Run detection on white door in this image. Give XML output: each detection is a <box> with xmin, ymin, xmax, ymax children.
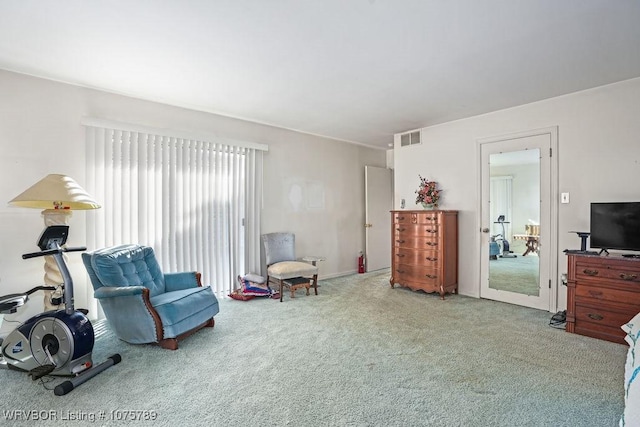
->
<box><xmin>479</xmin><ymin>128</ymin><xmax>558</xmax><ymax>311</ymax></box>
<box><xmin>365</xmin><ymin>166</ymin><xmax>392</xmax><ymax>271</ymax></box>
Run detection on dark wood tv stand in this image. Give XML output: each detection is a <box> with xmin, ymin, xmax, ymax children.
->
<box><xmin>566</xmin><ymin>253</ymin><xmax>640</xmax><ymax>345</ymax></box>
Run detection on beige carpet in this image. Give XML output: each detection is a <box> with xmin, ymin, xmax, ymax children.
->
<box><xmin>490</xmin><ymin>240</ymin><xmax>540</xmax><ymax>296</ymax></box>
<box><xmin>0</xmin><ymin>269</ymin><xmax>627</xmax><ymax>426</ymax></box>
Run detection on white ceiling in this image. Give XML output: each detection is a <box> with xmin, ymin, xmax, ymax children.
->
<box><xmin>1</xmin><ymin>1</ymin><xmax>640</xmax><ymax>150</ymax></box>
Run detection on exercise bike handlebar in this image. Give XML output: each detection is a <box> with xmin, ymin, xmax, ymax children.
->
<box><xmin>22</xmin><ymin>246</ymin><xmax>87</xmax><ymax>260</ymax></box>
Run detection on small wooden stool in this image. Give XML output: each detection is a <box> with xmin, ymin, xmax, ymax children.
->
<box><xmin>283</xmin><ymin>277</ymin><xmax>310</xmax><ymax>298</ymax></box>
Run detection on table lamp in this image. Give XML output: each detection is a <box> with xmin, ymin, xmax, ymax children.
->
<box><xmin>9</xmin><ymin>174</ymin><xmax>100</xmax><ymax>309</ymax></box>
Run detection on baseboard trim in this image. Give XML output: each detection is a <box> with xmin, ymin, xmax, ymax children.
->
<box><xmin>319</xmin><ymin>269</ymin><xmax>393</xmax><ymax>280</ymax></box>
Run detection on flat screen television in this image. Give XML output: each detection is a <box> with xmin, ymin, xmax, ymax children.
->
<box><xmin>590</xmin><ymin>202</ymin><xmax>640</xmax><ymax>253</ymax></box>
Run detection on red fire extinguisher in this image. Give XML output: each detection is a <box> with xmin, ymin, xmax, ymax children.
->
<box><xmin>358</xmin><ymin>251</ymin><xmax>366</xmax><ymax>274</ymax></box>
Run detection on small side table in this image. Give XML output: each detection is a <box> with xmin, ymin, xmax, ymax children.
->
<box><xmin>302</xmin><ymin>256</ymin><xmax>326</xmax><ymax>266</ymax></box>
<box><xmin>303</xmin><ymin>256</ymin><xmax>325</xmax><ymax>287</ymax></box>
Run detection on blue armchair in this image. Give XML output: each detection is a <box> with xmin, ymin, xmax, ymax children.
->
<box><xmin>82</xmin><ymin>244</ymin><xmax>219</xmax><ymax>350</ymax></box>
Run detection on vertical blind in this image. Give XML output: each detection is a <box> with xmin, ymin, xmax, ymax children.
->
<box><xmin>84</xmin><ymin>122</ymin><xmax>264</xmax><ymax>309</ymax></box>
<box><xmin>490</xmin><ymin>176</ymin><xmax>513</xmax><ymax>240</ymax></box>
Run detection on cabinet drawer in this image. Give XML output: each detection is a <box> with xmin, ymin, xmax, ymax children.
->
<box><xmin>575</xmin><ymin>303</ymin><xmax>637</xmax><ymax>330</ymax></box>
<box><xmin>394</xmin><ymin>248</ymin><xmax>440</xmax><ymax>267</ymax></box>
<box><xmin>393</xmin><ymin>236</ymin><xmax>439</xmax><ymax>250</ymax></box>
<box><xmin>414</xmin><ymin>213</ymin><xmax>439</xmax><ymax>224</ymax></box>
<box><xmin>575</xmin><ymin>261</ymin><xmax>640</xmax><ymax>284</ymax></box>
<box><xmin>393</xmin><ymin>263</ymin><xmax>441</xmax><ymax>282</ymax></box>
<box><xmin>393</xmin><ymin>212</ymin><xmax>440</xmax><ymax>225</ymax></box>
<box><xmin>394</xmin><ymin>224</ymin><xmax>440</xmax><ymax>238</ymax></box>
<box><xmin>575</xmin><ymin>284</ymin><xmax>640</xmax><ymax>306</ymax></box>
<box><xmin>573</xmin><ymin>322</ymin><xmax>627</xmax><ymax>345</ymax></box>
<box><xmin>393</xmin><ymin>212</ymin><xmax>417</xmax><ymax>224</ymax></box>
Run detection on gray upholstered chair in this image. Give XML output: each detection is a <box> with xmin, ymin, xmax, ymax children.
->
<box><xmin>262</xmin><ymin>232</ymin><xmax>318</xmax><ymax>302</ymax></box>
<box><xmin>82</xmin><ymin>244</ymin><xmax>219</xmax><ymax>350</ymax></box>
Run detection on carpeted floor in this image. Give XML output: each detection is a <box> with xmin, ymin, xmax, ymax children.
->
<box><xmin>489</xmin><ymin>240</ymin><xmax>540</xmax><ymax>296</ymax></box>
<box><xmin>0</xmin><ymin>270</ymin><xmax>628</xmax><ymax>426</ymax></box>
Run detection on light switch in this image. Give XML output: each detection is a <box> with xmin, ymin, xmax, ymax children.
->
<box><xmin>561</xmin><ymin>192</ymin><xmax>570</xmax><ymax>204</ymax></box>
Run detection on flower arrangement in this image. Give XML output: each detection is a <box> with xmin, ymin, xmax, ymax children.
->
<box><xmin>415</xmin><ymin>175</ymin><xmax>441</xmax><ymax>207</ymax></box>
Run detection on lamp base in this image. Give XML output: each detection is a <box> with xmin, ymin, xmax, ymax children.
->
<box><xmin>41</xmin><ymin>209</ymin><xmax>72</xmax><ymax>311</ymax></box>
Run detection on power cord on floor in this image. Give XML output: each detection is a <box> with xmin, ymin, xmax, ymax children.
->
<box><xmin>549</xmin><ymin>310</ymin><xmax>566</xmax><ymax>329</ymax></box>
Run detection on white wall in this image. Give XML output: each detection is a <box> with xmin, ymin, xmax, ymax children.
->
<box><xmin>0</xmin><ymin>70</ymin><xmax>386</xmax><ymax>321</ymax></box>
<box><xmin>394</xmin><ymin>77</ymin><xmax>640</xmax><ymax>310</ymax></box>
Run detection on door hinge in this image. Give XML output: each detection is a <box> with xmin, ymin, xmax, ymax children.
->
<box><xmin>549</xmin><ymin>147</ymin><xmax>552</xmax><ymax>157</ymax></box>
<box><xmin>549</xmin><ymin>279</ymin><xmax>551</xmax><ymax>288</ymax></box>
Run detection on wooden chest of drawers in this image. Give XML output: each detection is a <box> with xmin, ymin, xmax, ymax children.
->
<box><xmin>566</xmin><ymin>254</ymin><xmax>640</xmax><ymax>344</ymax></box>
<box><xmin>390</xmin><ymin>210</ymin><xmax>458</xmax><ymax>299</ymax></box>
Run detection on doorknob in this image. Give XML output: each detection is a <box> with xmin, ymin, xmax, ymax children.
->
<box><xmin>481</xmin><ymin>228</ymin><xmax>490</xmax><ymax>233</ymax></box>
<box><xmin>364</xmin><ymin>223</ymin><xmax>373</xmax><ymax>228</ymax></box>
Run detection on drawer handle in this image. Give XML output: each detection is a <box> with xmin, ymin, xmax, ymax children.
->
<box><xmin>425</xmin><ymin>274</ymin><xmax>438</xmax><ymax>279</ymax></box>
<box><xmin>587</xmin><ymin>313</ymin><xmax>604</xmax><ymax>321</ymax></box>
<box><xmin>582</xmin><ymin>269</ymin><xmax>599</xmax><ymax>276</ymax></box>
<box><xmin>425</xmin><ymin>229</ymin><xmax>438</xmax><ymax>233</ymax></box>
<box><xmin>620</xmin><ymin>273</ymin><xmax>638</xmax><ymax>281</ymax></box>
<box><xmin>396</xmin><ymin>254</ymin><xmax>405</xmax><ymax>258</ymax></box>
<box><xmin>425</xmin><ymin>242</ymin><xmax>438</xmax><ymax>247</ymax></box>
<box><xmin>395</xmin><ymin>269</ymin><xmax>406</xmax><ymax>274</ymax></box>
<box><xmin>396</xmin><ymin>239</ymin><xmax>405</xmax><ymax>244</ymax></box>
<box><xmin>425</xmin><ymin>257</ymin><xmax>438</xmax><ymax>261</ymax></box>
<box><xmin>587</xmin><ymin>290</ymin><xmax>603</xmax><ymax>297</ymax></box>
<box><xmin>397</xmin><ymin>217</ymin><xmax>405</xmax><ymax>221</ymax></box>
<box><xmin>396</xmin><ymin>227</ymin><xmax>406</xmax><ymax>232</ymax></box>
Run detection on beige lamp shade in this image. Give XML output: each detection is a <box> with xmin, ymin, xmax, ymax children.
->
<box><xmin>9</xmin><ymin>174</ymin><xmax>101</xmax><ymax>210</ymax></box>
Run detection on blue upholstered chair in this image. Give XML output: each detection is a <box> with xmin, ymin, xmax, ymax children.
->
<box><xmin>262</xmin><ymin>232</ymin><xmax>318</xmax><ymax>302</ymax></box>
<box><xmin>82</xmin><ymin>244</ymin><xmax>219</xmax><ymax>350</ymax></box>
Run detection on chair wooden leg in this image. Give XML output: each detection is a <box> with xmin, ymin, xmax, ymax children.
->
<box><xmin>313</xmin><ymin>274</ymin><xmax>318</xmax><ymax>295</ymax></box>
<box><xmin>158</xmin><ymin>338</ymin><xmax>178</xmax><ymax>350</ymax></box>
<box><xmin>279</xmin><ymin>278</ymin><xmax>284</xmax><ymax>302</ymax></box>
<box><xmin>157</xmin><ymin>318</ymin><xmax>215</xmax><ymax>350</ymax></box>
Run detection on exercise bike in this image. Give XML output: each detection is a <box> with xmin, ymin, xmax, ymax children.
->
<box><xmin>0</xmin><ymin>225</ymin><xmax>121</xmax><ymax>396</ymax></box>
<box><xmin>493</xmin><ymin>215</ymin><xmax>517</xmax><ymax>259</ymax></box>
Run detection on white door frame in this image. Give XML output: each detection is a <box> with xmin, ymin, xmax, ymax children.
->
<box><xmin>476</xmin><ymin>126</ymin><xmax>559</xmax><ymax>312</ymax></box>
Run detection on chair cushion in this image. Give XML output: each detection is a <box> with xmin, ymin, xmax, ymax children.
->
<box><xmin>150</xmin><ymin>286</ymin><xmax>217</xmax><ymax>327</ymax></box>
<box><xmin>267</xmin><ymin>261</ymin><xmax>318</xmax><ymax>280</ymax></box>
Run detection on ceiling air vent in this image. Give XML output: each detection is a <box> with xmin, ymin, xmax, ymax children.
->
<box><xmin>400</xmin><ymin>130</ymin><xmax>421</xmax><ymax>147</ymax></box>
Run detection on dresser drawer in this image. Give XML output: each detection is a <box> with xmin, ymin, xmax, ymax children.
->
<box><xmin>414</xmin><ymin>213</ymin><xmax>439</xmax><ymax>224</ymax></box>
<box><xmin>575</xmin><ymin>284</ymin><xmax>640</xmax><ymax>306</ymax></box>
<box><xmin>574</xmin><ymin>302</ymin><xmax>631</xmax><ymax>344</ymax></box>
<box><xmin>394</xmin><ymin>224</ymin><xmax>439</xmax><ymax>238</ymax></box>
<box><xmin>575</xmin><ymin>302</ymin><xmax>637</xmax><ymax>330</ymax></box>
<box><xmin>394</xmin><ymin>248</ymin><xmax>440</xmax><ymax>267</ymax></box>
<box><xmin>393</xmin><ymin>212</ymin><xmax>440</xmax><ymax>225</ymax></box>
<box><xmin>575</xmin><ymin>260</ymin><xmax>640</xmax><ymax>284</ymax></box>
<box><xmin>393</xmin><ymin>235</ymin><xmax>439</xmax><ymax>250</ymax></box>
<box><xmin>393</xmin><ymin>263</ymin><xmax>441</xmax><ymax>282</ymax></box>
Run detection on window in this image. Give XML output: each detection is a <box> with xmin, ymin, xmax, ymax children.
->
<box><xmin>84</xmin><ymin>120</ymin><xmax>265</xmax><ymax>309</ymax></box>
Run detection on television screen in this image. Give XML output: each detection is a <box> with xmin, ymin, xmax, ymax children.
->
<box><xmin>590</xmin><ymin>202</ymin><xmax>640</xmax><ymax>252</ymax></box>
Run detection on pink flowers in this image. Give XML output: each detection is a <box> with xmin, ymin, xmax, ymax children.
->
<box><xmin>415</xmin><ymin>175</ymin><xmax>441</xmax><ymax>206</ymax></box>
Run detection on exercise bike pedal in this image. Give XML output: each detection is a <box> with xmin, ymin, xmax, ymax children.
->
<box><xmin>29</xmin><ymin>364</ymin><xmax>55</xmax><ymax>380</ymax></box>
